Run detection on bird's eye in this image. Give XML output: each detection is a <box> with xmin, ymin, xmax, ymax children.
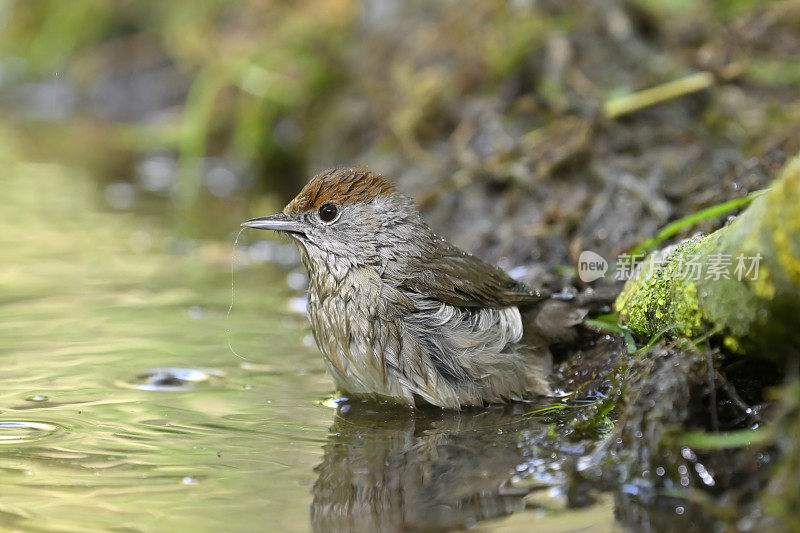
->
<box><xmin>318</xmin><ymin>203</ymin><xmax>338</xmax><ymax>222</ymax></box>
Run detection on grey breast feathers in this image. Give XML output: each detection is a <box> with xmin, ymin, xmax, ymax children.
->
<box><xmin>402</xmin><ymin>294</ymin><xmax>525</xmax><ymax>384</ymax></box>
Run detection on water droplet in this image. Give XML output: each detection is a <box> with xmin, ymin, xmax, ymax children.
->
<box><xmin>680</xmin><ymin>447</ymin><xmax>696</xmax><ymax>461</ymax></box>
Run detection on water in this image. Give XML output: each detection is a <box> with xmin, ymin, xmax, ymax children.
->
<box><xmin>0</xmin><ymin>160</ymin><xmax>615</xmax><ymax>531</ymax></box>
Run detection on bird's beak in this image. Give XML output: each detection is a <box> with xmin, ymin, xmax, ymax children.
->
<box><xmin>241</xmin><ymin>213</ymin><xmax>304</xmax><ymax>234</ymax></box>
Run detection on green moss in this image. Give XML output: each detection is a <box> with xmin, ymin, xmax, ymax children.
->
<box><xmin>616</xmin><ymin>235</ymin><xmax>705</xmax><ymax>338</ymax></box>
<box><xmin>617</xmin><ymin>154</ymin><xmax>800</xmax><ymax>355</ymax></box>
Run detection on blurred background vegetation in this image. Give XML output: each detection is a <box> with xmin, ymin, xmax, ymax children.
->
<box><xmin>1</xmin><ymin>0</ymin><xmax>798</xmax><ymax>269</ymax></box>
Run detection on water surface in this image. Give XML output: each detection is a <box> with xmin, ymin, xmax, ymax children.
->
<box><xmin>0</xmin><ymin>157</ymin><xmax>615</xmax><ymax>531</ymax></box>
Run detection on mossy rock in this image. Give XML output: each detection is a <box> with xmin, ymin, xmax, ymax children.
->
<box><xmin>616</xmin><ymin>154</ymin><xmax>800</xmax><ymax>357</ymax></box>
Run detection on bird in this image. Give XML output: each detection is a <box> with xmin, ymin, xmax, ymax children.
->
<box><xmin>242</xmin><ymin>168</ymin><xmax>585</xmax><ymax>409</ymax></box>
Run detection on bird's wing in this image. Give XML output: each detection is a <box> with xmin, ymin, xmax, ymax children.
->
<box><xmin>390</xmin><ymin>238</ymin><xmax>547</xmax><ymax>308</ymax></box>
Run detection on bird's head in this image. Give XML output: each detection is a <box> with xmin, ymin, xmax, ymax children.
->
<box><xmin>242</xmin><ymin>168</ymin><xmax>423</xmax><ymax>272</ymax></box>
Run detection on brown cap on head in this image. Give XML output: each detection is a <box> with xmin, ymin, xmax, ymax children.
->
<box><xmin>284</xmin><ymin>168</ymin><xmax>395</xmax><ymax>215</ymax></box>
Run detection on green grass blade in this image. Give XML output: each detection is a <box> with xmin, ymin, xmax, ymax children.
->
<box><xmin>678</xmin><ymin>428</ymin><xmax>767</xmax><ymax>450</ymax></box>
<box><xmin>629</xmin><ymin>190</ymin><xmax>765</xmax><ymax>257</ymax></box>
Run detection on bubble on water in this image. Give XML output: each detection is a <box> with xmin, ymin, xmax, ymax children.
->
<box><xmin>182</xmin><ymin>476</ymin><xmax>197</xmax><ymax>485</ymax></box>
<box><xmin>25</xmin><ymin>395</ymin><xmax>49</xmax><ymax>402</ymax></box>
<box><xmin>122</xmin><ymin>368</ymin><xmax>222</xmax><ymax>391</ymax></box>
<box><xmin>0</xmin><ymin>421</ymin><xmax>59</xmax><ymax>443</ymax></box>
<box><xmin>188</xmin><ymin>305</ymin><xmax>205</xmax><ymax>319</ymax></box>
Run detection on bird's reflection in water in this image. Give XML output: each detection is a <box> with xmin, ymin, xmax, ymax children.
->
<box><xmin>311</xmin><ymin>400</ymin><xmax>552</xmax><ymax>532</ymax></box>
